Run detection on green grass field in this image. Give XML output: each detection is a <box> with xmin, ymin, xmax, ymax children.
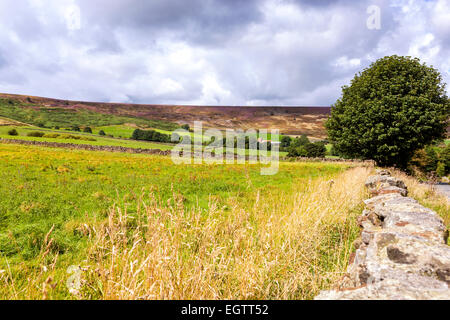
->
<box><xmin>1</xmin><ymin>125</ymin><xmax>289</xmax><ymax>156</ymax></box>
<box><xmin>0</xmin><ymin>98</ymin><xmax>327</xmax><ymax>159</ymax></box>
<box><xmin>93</xmin><ymin>125</ymin><xmax>137</xmax><ymax>138</ymax></box>
<box><xmin>94</xmin><ymin>125</ymin><xmax>287</xmax><ymax>143</ymax></box>
<box><xmin>0</xmin><ymin>126</ymin><xmax>174</xmax><ymax>150</ymax></box>
<box><xmin>0</xmin><ymin>142</ymin><xmax>363</xmax><ymax>299</ymax></box>
<box><xmin>94</xmin><ymin>125</ymin><xmax>210</xmax><ymax>142</ymax></box>
<box><xmin>0</xmin><ymin>139</ymin><xmax>446</xmax><ymax>300</ymax></box>
<box><xmin>3</xmin><ymin>98</ymin><xmax>446</xmax><ymax>300</ymax></box>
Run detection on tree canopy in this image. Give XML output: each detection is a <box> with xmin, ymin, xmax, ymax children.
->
<box><xmin>326</xmin><ymin>55</ymin><xmax>449</xmax><ymax>168</ymax></box>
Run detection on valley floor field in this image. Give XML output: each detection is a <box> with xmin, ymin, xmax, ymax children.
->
<box><xmin>1</xmin><ymin>143</ymin><xmax>446</xmax><ymax>300</ymax></box>
<box><xmin>0</xmin><ymin>125</ymin><xmax>290</xmax><ymax>157</ymax></box>
<box><xmin>0</xmin><ymin>126</ymin><xmax>174</xmax><ymax>151</ymax></box>
<box><xmin>0</xmin><ymin>143</ymin><xmax>367</xmax><ymax>299</ymax></box>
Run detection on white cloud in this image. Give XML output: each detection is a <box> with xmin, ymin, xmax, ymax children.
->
<box><xmin>333</xmin><ymin>57</ymin><xmax>362</xmax><ymax>69</ymax></box>
<box><xmin>0</xmin><ymin>0</ymin><xmax>448</xmax><ymax>106</ymax></box>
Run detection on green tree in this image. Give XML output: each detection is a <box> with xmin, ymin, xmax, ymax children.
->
<box><xmin>280</xmin><ymin>135</ymin><xmax>292</xmax><ymax>149</ymax></box>
<box><xmin>83</xmin><ymin>126</ymin><xmax>92</xmax><ymax>133</ymax></box>
<box><xmin>305</xmin><ymin>142</ymin><xmax>326</xmax><ymax>158</ymax></box>
<box><xmin>98</xmin><ymin>130</ymin><xmax>106</xmax><ymax>136</ymax></box>
<box><xmin>8</xmin><ymin>128</ymin><xmax>18</xmax><ymax>136</ymax></box>
<box><xmin>330</xmin><ymin>144</ymin><xmax>340</xmax><ymax>157</ymax></box>
<box><xmin>326</xmin><ymin>55</ymin><xmax>449</xmax><ymax>168</ymax></box>
<box><xmin>287</xmin><ymin>145</ymin><xmax>307</xmax><ymax>157</ymax></box>
<box><xmin>132</xmin><ymin>129</ymin><xmax>144</xmax><ymax>140</ymax></box>
<box><xmin>436</xmin><ymin>161</ymin><xmax>445</xmax><ymax>177</ymax></box>
<box><xmin>424</xmin><ymin>146</ymin><xmax>439</xmax><ymax>172</ymax></box>
<box><xmin>441</xmin><ymin>144</ymin><xmax>450</xmax><ymax>174</ymax></box>
<box><xmin>296</xmin><ymin>135</ymin><xmax>310</xmax><ymax>147</ymax></box>
<box><xmin>131</xmin><ymin>128</ymin><xmax>170</xmax><ymax>143</ymax></box>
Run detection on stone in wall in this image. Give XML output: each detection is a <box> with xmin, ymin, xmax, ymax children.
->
<box><xmin>315</xmin><ymin>170</ymin><xmax>450</xmax><ymax>300</ymax></box>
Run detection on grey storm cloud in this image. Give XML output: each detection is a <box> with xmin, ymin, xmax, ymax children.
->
<box><xmin>0</xmin><ymin>0</ymin><xmax>448</xmax><ymax>106</ymax></box>
<box><xmin>77</xmin><ymin>0</ymin><xmax>263</xmax><ymax>44</ymax></box>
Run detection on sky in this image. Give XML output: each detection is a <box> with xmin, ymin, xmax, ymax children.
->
<box><xmin>0</xmin><ymin>0</ymin><xmax>448</xmax><ymax>106</ymax></box>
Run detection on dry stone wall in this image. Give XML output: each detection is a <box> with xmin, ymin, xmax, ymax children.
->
<box><xmin>316</xmin><ymin>169</ymin><xmax>450</xmax><ymax>300</ymax></box>
<box><xmin>283</xmin><ymin>156</ymin><xmax>375</xmax><ymax>164</ymax></box>
<box><xmin>0</xmin><ymin>138</ymin><xmax>172</xmax><ymax>156</ymax></box>
<box><xmin>0</xmin><ymin>138</ymin><xmax>376</xmax><ymax>164</ymax></box>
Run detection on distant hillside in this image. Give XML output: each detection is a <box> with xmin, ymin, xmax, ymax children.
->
<box><xmin>0</xmin><ymin>93</ymin><xmax>331</xmax><ymax>138</ymax></box>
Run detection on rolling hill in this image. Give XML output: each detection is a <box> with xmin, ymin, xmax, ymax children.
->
<box><xmin>0</xmin><ymin>93</ymin><xmax>331</xmax><ymax>138</ymax></box>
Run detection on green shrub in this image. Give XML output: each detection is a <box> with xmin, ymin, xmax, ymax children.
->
<box><xmin>296</xmin><ymin>135</ymin><xmax>310</xmax><ymax>146</ymax></box>
<box><xmin>424</xmin><ymin>146</ymin><xmax>439</xmax><ymax>172</ymax></box>
<box><xmin>441</xmin><ymin>145</ymin><xmax>450</xmax><ymax>173</ymax></box>
<box><xmin>83</xmin><ymin>127</ymin><xmax>92</xmax><ymax>133</ymax></box>
<box><xmin>287</xmin><ymin>145</ymin><xmax>307</xmax><ymax>157</ymax></box>
<box><xmin>132</xmin><ymin>129</ymin><xmax>170</xmax><ymax>143</ymax></box>
<box><xmin>305</xmin><ymin>142</ymin><xmax>326</xmax><ymax>158</ymax></box>
<box><xmin>98</xmin><ymin>130</ymin><xmax>106</xmax><ymax>136</ymax></box>
<box><xmin>436</xmin><ymin>162</ymin><xmax>446</xmax><ymax>177</ymax></box>
<box><xmin>57</xmin><ymin>134</ymin><xmax>96</xmax><ymax>142</ymax></box>
<box><xmin>7</xmin><ymin>128</ymin><xmax>18</xmax><ymax>136</ymax></box>
<box><xmin>80</xmin><ymin>137</ymin><xmax>96</xmax><ymax>142</ymax></box>
<box><xmin>60</xmin><ymin>134</ymin><xmax>79</xmax><ymax>140</ymax></box>
<box><xmin>287</xmin><ymin>143</ymin><xmax>326</xmax><ymax>158</ymax></box>
<box><xmin>330</xmin><ymin>145</ymin><xmax>339</xmax><ymax>157</ymax></box>
<box><xmin>27</xmin><ymin>131</ymin><xmax>45</xmax><ymax>137</ymax></box>
<box><xmin>43</xmin><ymin>133</ymin><xmax>60</xmax><ymax>139</ymax></box>
<box><xmin>409</xmin><ymin>143</ymin><xmax>450</xmax><ymax>177</ymax></box>
<box><xmin>287</xmin><ymin>136</ymin><xmax>325</xmax><ymax>158</ymax></box>
<box><xmin>280</xmin><ymin>136</ymin><xmax>292</xmax><ymax>150</ymax></box>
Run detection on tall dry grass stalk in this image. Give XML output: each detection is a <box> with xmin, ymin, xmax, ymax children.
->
<box><xmin>75</xmin><ymin>167</ymin><xmax>372</xmax><ymax>300</ymax></box>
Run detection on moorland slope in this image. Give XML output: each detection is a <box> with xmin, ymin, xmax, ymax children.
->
<box><xmin>0</xmin><ymin>93</ymin><xmax>331</xmax><ymax>138</ymax></box>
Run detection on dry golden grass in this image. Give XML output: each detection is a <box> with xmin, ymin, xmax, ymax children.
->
<box><xmin>391</xmin><ymin>170</ymin><xmax>450</xmax><ymax>233</ymax></box>
<box><xmin>67</xmin><ymin>167</ymin><xmax>372</xmax><ymax>300</ymax></box>
<box><xmin>0</xmin><ymin>164</ymin><xmax>374</xmax><ymax>300</ymax></box>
